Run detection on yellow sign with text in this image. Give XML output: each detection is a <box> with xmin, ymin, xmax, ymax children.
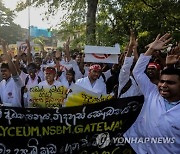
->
<box><xmin>65</xmin><ymin>84</ymin><xmax>113</xmax><ymax>107</ymax></box>
<box><xmin>30</xmin><ymin>85</ymin><xmax>68</xmax><ymax>108</ymax></box>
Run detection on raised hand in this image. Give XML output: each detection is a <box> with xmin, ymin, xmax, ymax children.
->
<box><xmin>166</xmin><ymin>43</ymin><xmax>180</xmax><ymax>66</ymax></box>
<box><xmin>25</xmin><ymin>39</ymin><xmax>31</xmax><ymax>51</ymax></box>
<box><xmin>63</xmin><ymin>37</ymin><xmax>71</xmax><ymax>62</ymax></box>
<box><xmin>17</xmin><ymin>46</ymin><xmax>23</xmax><ymax>57</ymax></box>
<box><xmin>145</xmin><ymin>33</ymin><xmax>172</xmax><ymax>56</ymax></box>
<box><xmin>127</xmin><ymin>29</ymin><xmax>138</xmax><ymax>58</ymax></box>
<box><xmin>0</xmin><ymin>38</ymin><xmax>7</xmax><ymax>54</ymax></box>
<box><xmin>149</xmin><ymin>33</ymin><xmax>172</xmax><ymax>51</ymax></box>
<box><xmin>129</xmin><ymin>30</ymin><xmax>136</xmax><ymax>47</ymax></box>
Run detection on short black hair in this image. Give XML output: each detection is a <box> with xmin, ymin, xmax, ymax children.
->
<box><xmin>1</xmin><ymin>63</ymin><xmax>9</xmax><ymax>70</ymax></box>
<box><xmin>27</xmin><ymin>63</ymin><xmax>37</xmax><ymax>70</ymax></box>
<box><xmin>34</xmin><ymin>56</ymin><xmax>42</xmax><ymax>62</ymax></box>
<box><xmin>161</xmin><ymin>68</ymin><xmax>180</xmax><ymax>78</ymax></box>
<box><xmin>66</xmin><ymin>68</ymin><xmax>75</xmax><ymax>83</ymax></box>
<box><xmin>66</xmin><ymin>68</ymin><xmax>75</xmax><ymax>76</ymax></box>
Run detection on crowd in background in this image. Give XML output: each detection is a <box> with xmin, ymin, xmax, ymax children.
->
<box><xmin>0</xmin><ymin>32</ymin><xmax>180</xmax><ymax>153</ymax></box>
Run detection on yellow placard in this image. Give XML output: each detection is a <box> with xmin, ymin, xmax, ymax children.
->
<box><xmin>65</xmin><ymin>87</ymin><xmax>113</xmax><ymax>107</ymax></box>
<box><xmin>30</xmin><ymin>85</ymin><xmax>68</xmax><ymax>108</ymax></box>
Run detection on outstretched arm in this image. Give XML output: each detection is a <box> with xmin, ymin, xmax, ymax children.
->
<box><xmin>119</xmin><ymin>30</ymin><xmax>136</xmax><ymax>90</ymax></box>
<box><xmin>26</xmin><ymin>39</ymin><xmax>33</xmax><ymax>64</ymax></box>
<box><xmin>166</xmin><ymin>43</ymin><xmax>180</xmax><ymax>68</ymax></box>
<box><xmin>15</xmin><ymin>47</ymin><xmax>23</xmax><ymax>74</ymax></box>
<box><xmin>63</xmin><ymin>37</ymin><xmax>71</xmax><ymax>62</ymax></box>
<box><xmin>133</xmin><ymin>33</ymin><xmax>172</xmax><ymax>96</ymax></box>
<box><xmin>145</xmin><ymin>33</ymin><xmax>172</xmax><ymax>56</ymax></box>
<box><xmin>0</xmin><ymin>39</ymin><xmax>18</xmax><ymax>76</ymax></box>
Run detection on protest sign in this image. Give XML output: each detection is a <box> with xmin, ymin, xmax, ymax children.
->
<box><xmin>84</xmin><ymin>44</ymin><xmax>120</xmax><ymax>64</ymax></box>
<box><xmin>17</xmin><ymin>41</ymin><xmax>35</xmax><ymax>54</ymax></box>
<box><xmin>65</xmin><ymin>84</ymin><xmax>113</xmax><ymax>107</ymax></box>
<box><xmin>0</xmin><ymin>95</ymin><xmax>143</xmax><ymax>154</ymax></box>
<box><xmin>29</xmin><ymin>85</ymin><xmax>68</xmax><ymax>108</ymax></box>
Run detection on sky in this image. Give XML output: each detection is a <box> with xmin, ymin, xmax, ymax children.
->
<box><xmin>3</xmin><ymin>0</ymin><xmax>64</xmax><ymax>29</ymax></box>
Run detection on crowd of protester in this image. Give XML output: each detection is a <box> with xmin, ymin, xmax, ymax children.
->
<box><xmin>0</xmin><ymin>32</ymin><xmax>179</xmax><ymax>153</ymax></box>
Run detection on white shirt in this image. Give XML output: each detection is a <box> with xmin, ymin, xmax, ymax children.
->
<box><xmin>0</xmin><ymin>76</ymin><xmax>23</xmax><ymax>107</ymax></box>
<box><xmin>124</xmin><ymin>54</ymin><xmax>180</xmax><ymax>154</ymax></box>
<box><xmin>103</xmin><ymin>69</ymin><xmax>112</xmax><ymax>81</ymax></box>
<box><xmin>75</xmin><ymin>76</ymin><xmax>107</xmax><ymax>95</ymax></box>
<box><xmin>68</xmin><ymin>60</ymin><xmax>84</xmax><ymax>81</ymax></box>
<box><xmin>37</xmin><ymin>69</ymin><xmax>45</xmax><ymax>81</ymax></box>
<box><xmin>20</xmin><ymin>72</ymin><xmax>41</xmax><ymax>107</ymax></box>
<box><xmin>118</xmin><ymin>56</ymin><xmax>142</xmax><ymax>98</ymax></box>
<box><xmin>68</xmin><ymin>60</ymin><xmax>90</xmax><ymax>81</ymax></box>
<box><xmin>57</xmin><ymin>72</ymin><xmax>69</xmax><ymax>88</ymax></box>
<box><xmin>38</xmin><ymin>80</ymin><xmax>63</xmax><ymax>88</ymax></box>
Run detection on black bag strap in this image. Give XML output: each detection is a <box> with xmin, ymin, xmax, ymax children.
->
<box><xmin>37</xmin><ymin>76</ymin><xmax>41</xmax><ymax>83</ymax></box>
<box><xmin>119</xmin><ymin>78</ymin><xmax>132</xmax><ymax>97</ymax></box>
<box><xmin>25</xmin><ymin>76</ymin><xmax>29</xmax><ymax>86</ymax></box>
<box><xmin>0</xmin><ymin>97</ymin><xmax>2</xmax><ymax>105</ymax></box>
<box><xmin>25</xmin><ymin>75</ymin><xmax>41</xmax><ymax>85</ymax></box>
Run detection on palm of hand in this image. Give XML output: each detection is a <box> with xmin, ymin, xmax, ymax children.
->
<box><xmin>166</xmin><ymin>55</ymin><xmax>179</xmax><ymax>65</ymax></box>
<box><xmin>149</xmin><ymin>40</ymin><xmax>165</xmax><ymax>51</ymax></box>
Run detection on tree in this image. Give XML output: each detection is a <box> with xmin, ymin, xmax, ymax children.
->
<box><xmin>0</xmin><ymin>0</ymin><xmax>14</xmax><ymax>26</ymax></box>
<box><xmin>0</xmin><ymin>1</ymin><xmax>25</xmax><ymax>44</ymax></box>
<box><xmin>17</xmin><ymin>0</ymin><xmax>99</xmax><ymax>45</ymax></box>
<box><xmin>16</xmin><ymin>0</ymin><xmax>180</xmax><ymax>49</ymax></box>
<box><xmin>95</xmin><ymin>0</ymin><xmax>180</xmax><ymax>50</ymax></box>
<box><xmin>0</xmin><ymin>24</ymin><xmax>26</xmax><ymax>44</ymax></box>
<box><xmin>86</xmin><ymin>0</ymin><xmax>98</xmax><ymax>44</ymax></box>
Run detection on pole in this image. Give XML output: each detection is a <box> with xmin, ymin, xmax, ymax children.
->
<box><xmin>28</xmin><ymin>0</ymin><xmax>31</xmax><ymax>41</ymax></box>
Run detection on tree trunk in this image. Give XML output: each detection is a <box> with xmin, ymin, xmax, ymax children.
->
<box><xmin>86</xmin><ymin>0</ymin><xmax>98</xmax><ymax>45</ymax></box>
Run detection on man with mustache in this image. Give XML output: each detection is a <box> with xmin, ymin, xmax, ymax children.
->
<box><xmin>124</xmin><ymin>33</ymin><xmax>180</xmax><ymax>153</ymax></box>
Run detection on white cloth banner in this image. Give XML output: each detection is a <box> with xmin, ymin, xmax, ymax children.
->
<box><xmin>84</xmin><ymin>44</ymin><xmax>120</xmax><ymax>63</ymax></box>
<box><xmin>85</xmin><ymin>53</ymin><xmax>118</xmax><ymax>63</ymax></box>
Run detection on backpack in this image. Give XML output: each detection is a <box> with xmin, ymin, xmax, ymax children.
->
<box><xmin>21</xmin><ymin>76</ymin><xmax>41</xmax><ymax>107</ymax></box>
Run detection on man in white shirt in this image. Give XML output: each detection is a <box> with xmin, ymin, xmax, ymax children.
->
<box><xmin>0</xmin><ymin>39</ymin><xmax>23</xmax><ymax>107</ymax></box>
<box><xmin>38</xmin><ymin>67</ymin><xmax>64</xmax><ymax>88</ymax></box>
<box><xmin>75</xmin><ymin>64</ymin><xmax>107</xmax><ymax>95</ymax></box>
<box><xmin>124</xmin><ymin>33</ymin><xmax>180</xmax><ymax>153</ymax></box>
<box><xmin>34</xmin><ymin>56</ymin><xmax>45</xmax><ymax>81</ymax></box>
<box><xmin>146</xmin><ymin>62</ymin><xmax>161</xmax><ymax>85</ymax></box>
<box><xmin>20</xmin><ymin>63</ymin><xmax>41</xmax><ymax>107</ymax></box>
<box><xmin>35</xmin><ymin>67</ymin><xmax>67</xmax><ymax>107</ymax></box>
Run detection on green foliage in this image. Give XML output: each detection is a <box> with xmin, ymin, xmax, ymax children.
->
<box><xmin>16</xmin><ymin>0</ymin><xmax>180</xmax><ymax>50</ymax></box>
<box><xmin>33</xmin><ymin>37</ymin><xmax>45</xmax><ymax>46</ymax></box>
<box><xmin>0</xmin><ymin>24</ymin><xmax>25</xmax><ymax>44</ymax></box>
<box><xmin>0</xmin><ymin>1</ymin><xmax>14</xmax><ymax>26</ymax></box>
<box><xmin>0</xmin><ymin>1</ymin><xmax>25</xmax><ymax>44</ymax></box>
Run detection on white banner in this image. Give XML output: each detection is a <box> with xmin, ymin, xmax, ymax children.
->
<box><xmin>84</xmin><ymin>44</ymin><xmax>120</xmax><ymax>63</ymax></box>
<box><xmin>85</xmin><ymin>53</ymin><xmax>119</xmax><ymax>63</ymax></box>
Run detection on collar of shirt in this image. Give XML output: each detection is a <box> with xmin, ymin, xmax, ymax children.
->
<box><xmin>5</xmin><ymin>77</ymin><xmax>12</xmax><ymax>85</ymax></box>
<box><xmin>164</xmin><ymin>99</ymin><xmax>180</xmax><ymax>111</ymax></box>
